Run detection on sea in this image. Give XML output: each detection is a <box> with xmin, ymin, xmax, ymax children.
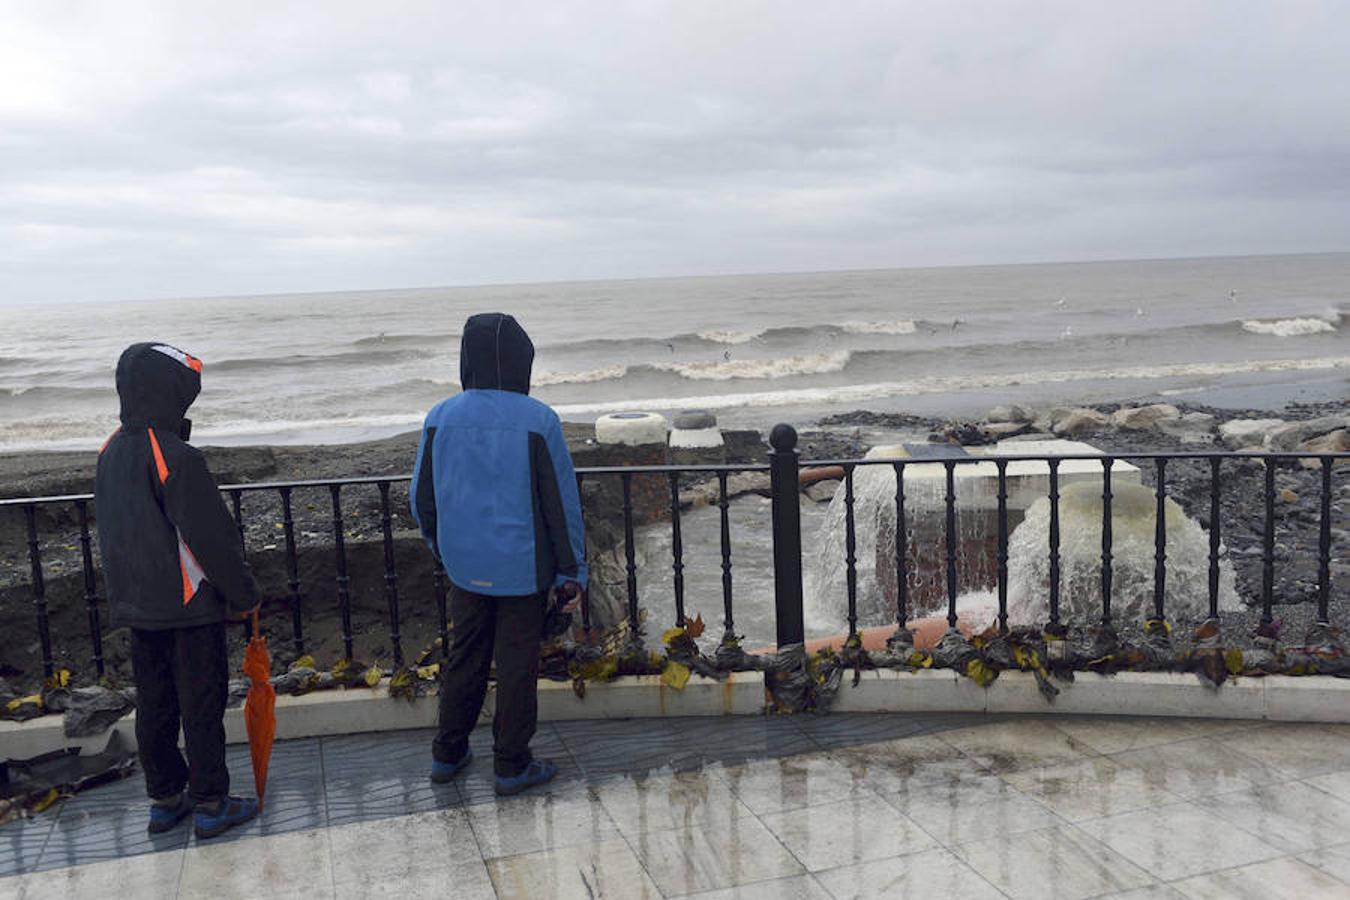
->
<box><xmin>1</xmin><ymin>252</ymin><xmax>1346</xmax><ymax>452</ymax></box>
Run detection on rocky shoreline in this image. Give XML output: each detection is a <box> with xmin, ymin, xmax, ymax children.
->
<box><xmin>0</xmin><ymin>399</ymin><xmax>1344</xmax><ymax>697</ymax></box>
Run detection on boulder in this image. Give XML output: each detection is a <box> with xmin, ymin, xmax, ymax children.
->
<box><xmin>1052</xmin><ymin>409</ymin><xmax>1110</xmax><ymax>437</ymax></box>
<box><xmin>1299</xmin><ymin>429</ymin><xmax>1350</xmax><ymax>469</ymax></box>
<box><xmin>982</xmin><ymin>422</ymin><xmax>1032</xmax><ymax>441</ymax></box>
<box><xmin>986</xmin><ymin>404</ymin><xmax>1033</xmax><ymax>424</ymax></box>
<box><xmin>1110</xmin><ymin>404</ymin><xmax>1180</xmax><ymax>430</ymax></box>
<box><xmin>1156</xmin><ymin>412</ymin><xmax>1218</xmax><ymax>443</ymax></box>
<box><xmin>1264</xmin><ymin>416</ymin><xmax>1349</xmax><ymax>452</ymax></box>
<box><xmin>1219</xmin><ymin>418</ymin><xmax>1284</xmax><ymax>450</ymax></box>
<box><xmin>805</xmin><ymin>479</ymin><xmax>841</xmax><ymax>503</ymax></box>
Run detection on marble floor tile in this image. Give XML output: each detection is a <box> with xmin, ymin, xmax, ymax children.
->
<box><xmin>720</xmin><ymin>754</ymin><xmax>872</xmax><ymax>816</ymax></box>
<box><xmin>673</xmin><ymin>873</ymin><xmax>834</xmax><ymax>900</ymax></box>
<box><xmin>830</xmin><ymin>732</ymin><xmax>993</xmax><ymax>791</ymax></box>
<box><xmin>1093</xmin><ymin>887</ymin><xmax>1187</xmax><ymax>900</ymax></box>
<box><xmin>328</xmin><ymin>808</ymin><xmax>480</xmax><ymax>885</ymax></box>
<box><xmin>1077</xmin><ymin>803</ymin><xmax>1283</xmax><ymax>881</ymax></box>
<box><xmin>590</xmin><ymin>767</ymin><xmax>750</xmax><ymax>835</ymax></box>
<box><xmin>881</xmin><ymin>770</ymin><xmax>1062</xmax><ymax>845</ymax></box>
<box><xmin>760</xmin><ymin>795</ymin><xmax>938</xmax><ymax>872</ymax></box>
<box><xmin>1194</xmin><ymin>780</ymin><xmax>1350</xmax><ymax>854</ymax></box>
<box><xmin>468</xmin><ymin>787</ymin><xmax>618</xmax><ymax>859</ymax></box>
<box><xmin>935</xmin><ymin>719</ymin><xmax>1102</xmax><ymax>774</ymax></box>
<box><xmin>1106</xmin><ymin>737</ymin><xmax>1286</xmax><ymax>800</ymax></box>
<box><xmin>1001</xmin><ymin>756</ymin><xmax>1184</xmax><ymax>822</ymax></box>
<box><xmin>11</xmin><ymin>850</ymin><xmax>184</xmax><ymax>900</ymax></box>
<box><xmin>1299</xmin><ymin>841</ymin><xmax>1350</xmax><ymax>885</ymax></box>
<box><xmin>487</xmin><ymin>838</ymin><xmax>661</xmax><ymax>899</ymax></box>
<box><xmin>337</xmin><ymin>860</ymin><xmax>496</xmax><ymax>899</ymax></box>
<box><xmin>42</xmin><ymin>786</ymin><xmax>189</xmax><ymax>871</ymax></box>
<box><xmin>1308</xmin><ymin>770</ymin><xmax>1350</xmax><ymax>804</ymax></box>
<box><xmin>1215</xmin><ymin>723</ymin><xmax>1350</xmax><ymax>779</ymax></box>
<box><xmin>179</xmin><ymin>828</ymin><xmax>335</xmax><ymax>899</ymax></box>
<box><xmin>1170</xmin><ymin>855</ymin><xmax>1350</xmax><ymax>899</ymax></box>
<box><xmin>951</xmin><ymin>824</ymin><xmax>1153</xmax><ymax>900</ymax></box>
<box><xmin>791</xmin><ymin>713</ymin><xmax>932</xmax><ymax>751</ymax></box>
<box><xmin>813</xmin><ymin>847</ymin><xmax>1005</xmax><ymax>900</ymax></box>
<box><xmin>628</xmin><ymin>812</ymin><xmax>804</xmax><ymax>895</ymax></box>
<box><xmin>1049</xmin><ymin>717</ymin><xmax>1225</xmax><ymax>755</ymax></box>
<box><xmin>0</xmin><ymin>813</ymin><xmax>56</xmax><ymax>878</ymax></box>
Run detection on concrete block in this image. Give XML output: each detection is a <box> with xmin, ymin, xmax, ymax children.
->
<box><xmin>1264</xmin><ymin>675</ymin><xmax>1350</xmax><ymax>723</ymax></box>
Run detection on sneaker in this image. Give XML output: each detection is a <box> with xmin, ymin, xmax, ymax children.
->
<box><xmin>193</xmin><ymin>796</ymin><xmax>259</xmax><ymax>840</ymax></box>
<box><xmin>430</xmin><ymin>750</ymin><xmax>474</xmax><ymax>784</ymax></box>
<box><xmin>147</xmin><ymin>794</ymin><xmax>192</xmax><ymax>834</ymax></box>
<box><xmin>494</xmin><ymin>759</ymin><xmax>558</xmax><ymax>797</ymax></box>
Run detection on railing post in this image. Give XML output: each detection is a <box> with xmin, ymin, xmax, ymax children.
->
<box><xmin>769</xmin><ymin>424</ymin><xmax>805</xmax><ymax>648</ymax></box>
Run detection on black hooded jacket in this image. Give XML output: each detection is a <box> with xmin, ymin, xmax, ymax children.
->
<box><xmin>94</xmin><ymin>343</ymin><xmax>258</xmax><ymax>629</ymax></box>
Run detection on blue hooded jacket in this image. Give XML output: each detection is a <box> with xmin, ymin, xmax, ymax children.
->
<box><xmin>410</xmin><ymin>313</ymin><xmax>588</xmax><ymax>596</ymax></box>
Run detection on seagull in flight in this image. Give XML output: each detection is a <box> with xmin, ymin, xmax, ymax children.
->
<box><xmin>1054</xmin><ymin>297</ymin><xmax>1066</xmax><ymax>308</ymax></box>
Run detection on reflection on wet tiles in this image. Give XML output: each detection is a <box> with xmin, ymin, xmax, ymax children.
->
<box><xmin>322</xmin><ymin>729</ymin><xmax>460</xmax><ymax>826</ymax></box>
<box><xmin>935</xmin><ymin>719</ymin><xmax>1102</xmax><ymax>774</ymax></box>
<box><xmin>720</xmin><ymin>754</ymin><xmax>871</xmax><ymax>816</ymax></box>
<box><xmin>1106</xmin><ymin>737</ymin><xmax>1286</xmax><ymax>800</ymax></box>
<box><xmin>43</xmin><ymin>779</ymin><xmax>188</xmax><ymax>870</ymax></box>
<box><xmin>1194</xmin><ymin>781</ymin><xmax>1350</xmax><ymax>855</ymax></box>
<box><xmin>487</xmin><ymin>838</ymin><xmax>661</xmax><ymax>899</ymax></box>
<box><xmin>791</xmin><ymin>713</ymin><xmax>933</xmax><ymax>750</ymax></box>
<box><xmin>814</xmin><ymin>847</ymin><xmax>1005</xmax><ymax>900</ymax></box>
<box><xmin>952</xmin><ymin>824</ymin><xmax>1153</xmax><ymax>900</ymax></box>
<box><xmin>830</xmin><ymin>732</ymin><xmax>992</xmax><ymax>791</ymax></box>
<box><xmin>590</xmin><ymin>767</ymin><xmax>748</xmax><ymax>835</ymax></box>
<box><xmin>457</xmin><ymin>725</ymin><xmax>582</xmax><ymax>807</ymax></box>
<box><xmin>0</xmin><ymin>807</ymin><xmax>57</xmax><ymax>878</ymax></box>
<box><xmin>677</xmin><ymin>873</ymin><xmax>835</xmax><ymax>900</ymax></box>
<box><xmin>1048</xmin><ymin>717</ymin><xmax>1222</xmax><ymax>755</ymax></box>
<box><xmin>1170</xmin><ymin>855</ymin><xmax>1350</xmax><ymax>900</ymax></box>
<box><xmin>179</xmin><ymin>827</ymin><xmax>334</xmax><ymax>900</ymax></box>
<box><xmin>554</xmin><ymin>718</ymin><xmax>711</xmax><ymax>777</ymax></box>
<box><xmin>1001</xmin><ymin>756</ymin><xmax>1184</xmax><ymax>822</ymax></box>
<box><xmin>468</xmin><ymin>787</ymin><xmax>618</xmax><ymax>859</ymax></box>
<box><xmin>760</xmin><ymin>795</ymin><xmax>938</xmax><ymax>872</ymax></box>
<box><xmin>13</xmin><ymin>848</ymin><xmax>185</xmax><ymax>900</ymax></box>
<box><xmin>1216</xmin><ymin>724</ymin><xmax>1350</xmax><ymax>779</ymax></box>
<box><xmin>629</xmin><ymin>814</ymin><xmax>804</xmax><ymax>896</ymax></box>
<box><xmin>328</xmin><ymin>809</ymin><xmax>480</xmax><ymax>888</ymax></box>
<box><xmin>882</xmin><ymin>770</ymin><xmax>1061</xmax><ymax>845</ymax></box>
<box><xmin>1077</xmin><ymin>803</ymin><xmax>1283</xmax><ymax>881</ymax></box>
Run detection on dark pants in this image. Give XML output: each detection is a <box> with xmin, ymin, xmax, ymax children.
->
<box><xmin>434</xmin><ymin>586</ymin><xmax>545</xmax><ymax>777</ymax></box>
<box><xmin>130</xmin><ymin>621</ymin><xmax>230</xmax><ymax>806</ymax></box>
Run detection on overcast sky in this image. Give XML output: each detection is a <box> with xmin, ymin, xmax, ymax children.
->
<box><xmin>2</xmin><ymin>1</ymin><xmax>1349</xmax><ymax>306</ymax></box>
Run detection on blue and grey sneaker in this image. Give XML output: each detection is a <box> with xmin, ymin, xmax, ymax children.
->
<box><xmin>193</xmin><ymin>796</ymin><xmax>258</xmax><ymax>839</ymax></box>
<box><xmin>430</xmin><ymin>750</ymin><xmax>474</xmax><ymax>783</ymax></box>
<box><xmin>147</xmin><ymin>794</ymin><xmax>192</xmax><ymax>834</ymax></box>
<box><xmin>494</xmin><ymin>759</ymin><xmax>558</xmax><ymax>796</ymax></box>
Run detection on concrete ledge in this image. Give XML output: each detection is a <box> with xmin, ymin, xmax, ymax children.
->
<box><xmin>4</xmin><ymin>670</ymin><xmax>1347</xmax><ymax>763</ymax></box>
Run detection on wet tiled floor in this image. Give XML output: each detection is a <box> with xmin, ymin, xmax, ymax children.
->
<box><xmin>3</xmin><ymin>713</ymin><xmax>1350</xmax><ymax>898</ymax></box>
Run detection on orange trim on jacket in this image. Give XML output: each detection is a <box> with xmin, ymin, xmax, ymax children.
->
<box><xmin>147</xmin><ymin>429</ymin><xmax>170</xmax><ymax>483</ymax></box>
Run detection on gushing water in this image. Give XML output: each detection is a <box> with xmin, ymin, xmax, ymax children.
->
<box><xmin>1006</xmin><ymin>481</ymin><xmax>1240</xmax><ymax>625</ymax></box>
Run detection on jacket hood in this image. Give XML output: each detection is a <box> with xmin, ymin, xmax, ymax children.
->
<box><xmin>459</xmin><ymin>313</ymin><xmax>534</xmax><ymax>394</ymax></box>
<box><xmin>116</xmin><ymin>342</ymin><xmax>202</xmax><ymax>430</ymax></box>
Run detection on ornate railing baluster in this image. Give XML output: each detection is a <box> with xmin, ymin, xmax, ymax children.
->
<box><xmin>329</xmin><ymin>484</ymin><xmax>354</xmax><ymax>659</ymax></box>
<box><xmin>76</xmin><ymin>500</ymin><xmax>105</xmax><ymax>676</ymax></box>
<box><xmin>1262</xmin><ymin>459</ymin><xmax>1276</xmax><ymax>626</ymax></box>
<box><xmin>280</xmin><ymin>488</ymin><xmax>305</xmax><ymax>657</ymax></box>
<box><xmin>577</xmin><ymin>473</ymin><xmax>592</xmax><ymax>635</ymax></box>
<box><xmin>1153</xmin><ymin>459</ymin><xmax>1168</xmax><ymax>621</ymax></box>
<box><xmin>231</xmin><ymin>490</ymin><xmax>245</xmax><ymax>551</ymax></box>
<box><xmin>894</xmin><ymin>461</ymin><xmax>910</xmax><ymax>631</ymax></box>
<box><xmin>718</xmin><ymin>471</ymin><xmax>735</xmax><ymax>642</ymax></box>
<box><xmin>377</xmin><ymin>481</ymin><xmax>404</xmax><ymax>668</ymax></box>
<box><xmin>944</xmin><ymin>460</ymin><xmax>958</xmax><ymax>629</ymax></box>
<box><xmin>996</xmin><ymin>459</ymin><xmax>1009</xmax><ymax>634</ymax></box>
<box><xmin>1048</xmin><ymin>459</ymin><xmax>1061</xmax><ymax>629</ymax></box>
<box><xmin>1100</xmin><ymin>458</ymin><xmax>1113</xmax><ymax>628</ymax></box>
<box><xmin>621</xmin><ymin>472</ymin><xmax>640</xmax><ymax>637</ymax></box>
<box><xmin>669</xmin><ymin>472</ymin><xmax>686</xmax><ymax>627</ymax></box>
<box><xmin>843</xmin><ymin>465</ymin><xmax>858</xmax><ymax>641</ymax></box>
<box><xmin>24</xmin><ymin>505</ymin><xmax>54</xmax><ymax>678</ymax></box>
<box><xmin>1208</xmin><ymin>458</ymin><xmax>1222</xmax><ymax>621</ymax></box>
<box><xmin>1317</xmin><ymin>458</ymin><xmax>1332</xmax><ymax>627</ymax></box>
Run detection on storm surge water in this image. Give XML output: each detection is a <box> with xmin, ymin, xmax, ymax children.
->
<box><xmin>2</xmin><ymin>253</ymin><xmax>1347</xmax><ymax>450</ymax></box>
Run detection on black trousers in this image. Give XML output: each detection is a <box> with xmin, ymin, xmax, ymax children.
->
<box><xmin>434</xmin><ymin>586</ymin><xmax>546</xmax><ymax>777</ymax></box>
<box><xmin>130</xmin><ymin>621</ymin><xmax>230</xmax><ymax>806</ymax></box>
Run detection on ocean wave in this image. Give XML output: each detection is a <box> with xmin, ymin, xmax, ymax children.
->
<box><xmin>841</xmin><ymin>320</ymin><xmax>917</xmax><ymax>335</ymax></box>
<box><xmin>533</xmin><ymin>365</ymin><xmax>630</xmax><ymax>386</ymax></box>
<box><xmin>352</xmin><ymin>332</ymin><xmax>456</xmax><ymax>349</ymax></box>
<box><xmin>554</xmin><ymin>356</ymin><xmax>1350</xmax><ymax>417</ymax></box>
<box><xmin>652</xmin><ymin>351</ymin><xmax>851</xmax><ymax>382</ymax></box>
<box><xmin>696</xmin><ymin>329</ymin><xmax>760</xmax><ymax>345</ymax></box>
<box><xmin>1241</xmin><ymin>315</ymin><xmax>1339</xmax><ymax>337</ymax></box>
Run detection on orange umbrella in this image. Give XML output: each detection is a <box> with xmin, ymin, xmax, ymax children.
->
<box><xmin>241</xmin><ymin>607</ymin><xmax>276</xmax><ymax>810</ymax></box>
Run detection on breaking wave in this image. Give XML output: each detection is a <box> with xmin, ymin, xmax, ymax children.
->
<box><xmin>1242</xmin><ymin>317</ymin><xmax>1338</xmax><ymax>337</ymax></box>
<box><xmin>841</xmin><ymin>320</ymin><xmax>917</xmax><ymax>335</ymax></box>
<box><xmin>652</xmin><ymin>351</ymin><xmax>851</xmax><ymax>382</ymax></box>
<box><xmin>696</xmin><ymin>329</ymin><xmax>760</xmax><ymax>345</ymax></box>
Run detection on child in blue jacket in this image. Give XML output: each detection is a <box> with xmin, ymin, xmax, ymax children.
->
<box><xmin>411</xmin><ymin>313</ymin><xmax>587</xmax><ymax>795</ymax></box>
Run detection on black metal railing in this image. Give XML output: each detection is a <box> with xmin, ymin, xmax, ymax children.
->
<box><xmin>1</xmin><ymin>424</ymin><xmax>1345</xmax><ymax>686</ymax></box>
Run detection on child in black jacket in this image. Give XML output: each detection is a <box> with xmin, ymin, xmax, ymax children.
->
<box><xmin>95</xmin><ymin>343</ymin><xmax>259</xmax><ymax>838</ymax></box>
